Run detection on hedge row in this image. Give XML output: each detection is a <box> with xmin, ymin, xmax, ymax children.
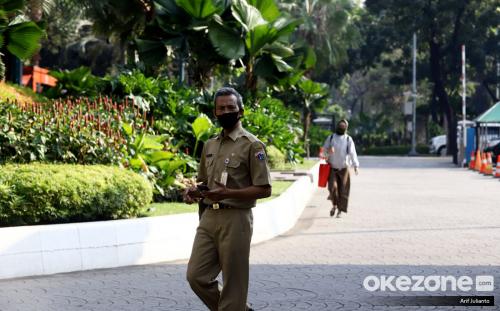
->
<box><xmin>0</xmin><ymin>164</ymin><xmax>153</xmax><ymax>226</ymax></box>
<box><xmin>361</xmin><ymin>145</ymin><xmax>430</xmax><ymax>155</ymax></box>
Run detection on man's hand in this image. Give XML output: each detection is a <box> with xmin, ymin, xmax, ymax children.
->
<box><xmin>354</xmin><ymin>167</ymin><xmax>359</xmax><ymax>175</ymax></box>
<box><xmin>203</xmin><ymin>180</ymin><xmax>229</xmax><ymax>202</ymax></box>
<box><xmin>183</xmin><ymin>186</ymin><xmax>202</xmax><ymax>204</ymax></box>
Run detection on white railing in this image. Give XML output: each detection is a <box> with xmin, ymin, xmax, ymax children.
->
<box><xmin>0</xmin><ymin>162</ymin><xmax>319</xmax><ymax>279</ymax></box>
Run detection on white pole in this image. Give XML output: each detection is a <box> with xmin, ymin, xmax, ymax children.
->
<box><xmin>462</xmin><ymin>45</ymin><xmax>466</xmax><ymax>152</ymax></box>
<box><xmin>409</xmin><ymin>33</ymin><xmax>418</xmax><ymax>156</ymax></box>
<box><xmin>496</xmin><ymin>61</ymin><xmax>499</xmax><ymax>100</ymax></box>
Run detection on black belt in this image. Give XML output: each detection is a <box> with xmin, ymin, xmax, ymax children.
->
<box><xmin>207</xmin><ymin>203</ymin><xmax>234</xmax><ymax>210</ymax></box>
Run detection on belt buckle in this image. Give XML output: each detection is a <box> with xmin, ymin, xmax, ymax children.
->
<box><xmin>213</xmin><ymin>203</ymin><xmax>219</xmax><ymax>210</ymax></box>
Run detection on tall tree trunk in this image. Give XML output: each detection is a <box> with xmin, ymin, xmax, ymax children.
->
<box><xmin>429</xmin><ymin>38</ymin><xmax>458</xmax><ymax>164</ymax></box>
<box><xmin>245</xmin><ymin>58</ymin><xmax>257</xmax><ymax>95</ymax></box>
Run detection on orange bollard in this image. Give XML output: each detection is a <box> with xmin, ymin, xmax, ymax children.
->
<box><xmin>469</xmin><ymin>151</ymin><xmax>475</xmax><ymax>170</ymax></box>
<box><xmin>474</xmin><ymin>150</ymin><xmax>482</xmax><ymax>171</ymax></box>
<box><xmin>495</xmin><ymin>156</ymin><xmax>500</xmax><ymax>178</ymax></box>
<box><xmin>484</xmin><ymin>153</ymin><xmax>493</xmax><ymax>175</ymax></box>
<box><xmin>479</xmin><ymin>152</ymin><xmax>487</xmax><ymax>173</ymax></box>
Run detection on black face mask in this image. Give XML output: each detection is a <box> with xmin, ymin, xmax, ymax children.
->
<box><xmin>336</xmin><ymin>127</ymin><xmax>346</xmax><ymax>135</ymax></box>
<box><xmin>217</xmin><ymin>112</ymin><xmax>240</xmax><ymax>129</ymax></box>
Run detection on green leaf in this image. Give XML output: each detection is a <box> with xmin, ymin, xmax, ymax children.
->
<box><xmin>263</xmin><ymin>42</ymin><xmax>294</xmax><ymax>57</ymax></box>
<box><xmin>192</xmin><ymin>113</ymin><xmax>213</xmax><ymax>141</ymax></box>
<box><xmin>150</xmin><ymin>151</ymin><xmax>174</xmax><ymax>163</ymax></box>
<box><xmin>6</xmin><ymin>21</ymin><xmax>44</xmax><ymax>60</ymax></box>
<box><xmin>129</xmin><ymin>157</ymin><xmax>144</xmax><ymax>170</ymax></box>
<box><xmin>141</xmin><ymin>135</ymin><xmax>164</xmax><ymax>150</ymax></box>
<box><xmin>247</xmin><ymin>0</ymin><xmax>280</xmax><ymax>22</ymax></box>
<box><xmin>232</xmin><ymin>0</ymin><xmax>266</xmax><ymax>32</ymax></box>
<box><xmin>245</xmin><ymin>23</ymin><xmax>277</xmax><ymax>55</ymax></box>
<box><xmin>175</xmin><ymin>0</ymin><xmax>222</xmax><ymax>19</ymax></box>
<box><xmin>303</xmin><ymin>46</ymin><xmax>317</xmax><ymax>69</ymax></box>
<box><xmin>273</xmin><ymin>17</ymin><xmax>301</xmax><ymax>39</ymax></box>
<box><xmin>271</xmin><ymin>54</ymin><xmax>292</xmax><ymax>72</ymax></box>
<box><xmin>208</xmin><ymin>21</ymin><xmax>245</xmax><ymax>59</ymax></box>
<box><xmin>299</xmin><ymin>79</ymin><xmax>329</xmax><ymax>96</ymax></box>
<box><xmin>122</xmin><ymin>123</ymin><xmax>133</xmax><ymax>136</ymax></box>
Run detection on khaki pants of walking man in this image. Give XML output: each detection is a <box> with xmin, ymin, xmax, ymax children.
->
<box><xmin>328</xmin><ymin>167</ymin><xmax>350</xmax><ymax>213</ymax></box>
<box><xmin>187</xmin><ymin>208</ymin><xmax>253</xmax><ymax>311</ymax></box>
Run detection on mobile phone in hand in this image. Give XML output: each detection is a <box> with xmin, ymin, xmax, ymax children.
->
<box><xmin>197</xmin><ymin>184</ymin><xmax>209</xmax><ymax>192</ymax></box>
<box><xmin>188</xmin><ymin>184</ymin><xmax>209</xmax><ymax>198</ymax></box>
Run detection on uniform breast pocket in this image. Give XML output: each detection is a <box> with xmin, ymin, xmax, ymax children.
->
<box><xmin>227</xmin><ymin>158</ymin><xmax>246</xmax><ymax>182</ymax></box>
<box><xmin>206</xmin><ymin>157</ymin><xmax>215</xmax><ymax>176</ymax></box>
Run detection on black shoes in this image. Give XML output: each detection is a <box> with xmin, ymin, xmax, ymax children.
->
<box><xmin>330</xmin><ymin>206</ymin><xmax>336</xmax><ymax>217</ymax></box>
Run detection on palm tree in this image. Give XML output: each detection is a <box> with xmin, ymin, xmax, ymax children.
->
<box><xmin>135</xmin><ymin>0</ymin><xmax>231</xmax><ymax>87</ymax></box>
<box><xmin>281</xmin><ymin>0</ymin><xmax>362</xmax><ymax>82</ymax></box>
<box><xmin>79</xmin><ymin>0</ymin><xmax>154</xmax><ymax>65</ymax></box>
<box><xmin>210</xmin><ymin>0</ymin><xmax>299</xmax><ymax>93</ymax></box>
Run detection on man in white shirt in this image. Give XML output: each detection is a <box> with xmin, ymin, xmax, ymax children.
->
<box><xmin>322</xmin><ymin>119</ymin><xmax>359</xmax><ymax>218</ymax></box>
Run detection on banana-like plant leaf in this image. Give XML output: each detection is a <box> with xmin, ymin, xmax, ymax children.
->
<box><xmin>299</xmin><ymin>79</ymin><xmax>329</xmax><ymax>96</ymax></box>
<box><xmin>273</xmin><ymin>17</ymin><xmax>301</xmax><ymax>39</ymax></box>
<box><xmin>141</xmin><ymin>134</ymin><xmax>165</xmax><ymax>150</ymax></box>
<box><xmin>150</xmin><ymin>150</ymin><xmax>174</xmax><ymax>163</ymax></box>
<box><xmin>192</xmin><ymin>113</ymin><xmax>214</xmax><ymax>141</ymax></box>
<box><xmin>247</xmin><ymin>0</ymin><xmax>280</xmax><ymax>22</ymax></box>
<box><xmin>6</xmin><ymin>21</ymin><xmax>44</xmax><ymax>60</ymax></box>
<box><xmin>175</xmin><ymin>0</ymin><xmax>223</xmax><ymax>19</ymax></box>
<box><xmin>208</xmin><ymin>21</ymin><xmax>245</xmax><ymax>59</ymax></box>
<box><xmin>245</xmin><ymin>23</ymin><xmax>277</xmax><ymax>55</ymax></box>
<box><xmin>232</xmin><ymin>0</ymin><xmax>266</xmax><ymax>32</ymax></box>
<box><xmin>271</xmin><ymin>54</ymin><xmax>292</xmax><ymax>72</ymax></box>
<box><xmin>303</xmin><ymin>46</ymin><xmax>317</xmax><ymax>69</ymax></box>
<box><xmin>262</xmin><ymin>42</ymin><xmax>294</xmax><ymax>57</ymax></box>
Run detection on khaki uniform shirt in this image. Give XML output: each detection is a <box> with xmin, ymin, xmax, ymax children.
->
<box><xmin>197</xmin><ymin>124</ymin><xmax>271</xmax><ymax>209</ymax></box>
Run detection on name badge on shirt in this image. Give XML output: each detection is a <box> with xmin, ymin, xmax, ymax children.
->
<box><xmin>220</xmin><ymin>158</ymin><xmax>229</xmax><ymax>186</ymax></box>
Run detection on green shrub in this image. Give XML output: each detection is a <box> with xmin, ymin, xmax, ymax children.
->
<box><xmin>361</xmin><ymin>145</ymin><xmax>430</xmax><ymax>155</ymax></box>
<box><xmin>0</xmin><ymin>164</ymin><xmax>153</xmax><ymax>226</ymax></box>
<box><xmin>266</xmin><ymin>145</ymin><xmax>286</xmax><ymax>169</ymax></box>
<box><xmin>243</xmin><ymin>97</ymin><xmax>304</xmax><ymax>163</ymax></box>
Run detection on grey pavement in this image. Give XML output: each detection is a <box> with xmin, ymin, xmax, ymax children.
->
<box><xmin>1</xmin><ymin>156</ymin><xmax>499</xmax><ymax>311</ymax></box>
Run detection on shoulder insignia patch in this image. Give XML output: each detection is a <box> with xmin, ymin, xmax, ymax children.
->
<box><xmin>255</xmin><ymin>150</ymin><xmax>266</xmax><ymax>161</ymax></box>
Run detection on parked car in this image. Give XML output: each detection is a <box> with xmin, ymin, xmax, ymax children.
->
<box><xmin>429</xmin><ymin>135</ymin><xmax>447</xmax><ymax>156</ymax></box>
<box><xmin>484</xmin><ymin>141</ymin><xmax>500</xmax><ymax>164</ymax></box>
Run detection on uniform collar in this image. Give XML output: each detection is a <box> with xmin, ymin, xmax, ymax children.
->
<box><xmin>218</xmin><ymin>123</ymin><xmax>245</xmax><ymax>142</ymax></box>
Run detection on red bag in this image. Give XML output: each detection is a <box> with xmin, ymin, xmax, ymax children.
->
<box><xmin>318</xmin><ymin>163</ymin><xmax>330</xmax><ymax>187</ymax></box>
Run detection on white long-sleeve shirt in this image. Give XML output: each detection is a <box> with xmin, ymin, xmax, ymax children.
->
<box><xmin>322</xmin><ymin>133</ymin><xmax>359</xmax><ymax>169</ymax></box>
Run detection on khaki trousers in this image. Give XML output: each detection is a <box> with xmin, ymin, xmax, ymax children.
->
<box><xmin>187</xmin><ymin>208</ymin><xmax>253</xmax><ymax>311</ymax></box>
<box><xmin>328</xmin><ymin>167</ymin><xmax>351</xmax><ymax>212</ymax></box>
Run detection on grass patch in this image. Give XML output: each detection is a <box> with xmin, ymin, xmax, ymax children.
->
<box><xmin>142</xmin><ymin>180</ymin><xmax>294</xmax><ymax>217</ymax></box>
<box><xmin>277</xmin><ymin>158</ymin><xmax>318</xmax><ymax>171</ymax></box>
<box><xmin>0</xmin><ymin>82</ymin><xmax>49</xmax><ymax>105</ymax></box>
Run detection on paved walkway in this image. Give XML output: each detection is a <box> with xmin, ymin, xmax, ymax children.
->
<box><xmin>1</xmin><ymin>157</ymin><xmax>499</xmax><ymax>310</ymax></box>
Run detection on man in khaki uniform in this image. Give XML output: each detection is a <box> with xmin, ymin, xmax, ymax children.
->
<box><xmin>184</xmin><ymin>87</ymin><xmax>272</xmax><ymax>311</ymax></box>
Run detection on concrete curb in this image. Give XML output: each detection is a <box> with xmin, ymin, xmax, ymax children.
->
<box><xmin>0</xmin><ymin>162</ymin><xmax>319</xmax><ymax>279</ymax></box>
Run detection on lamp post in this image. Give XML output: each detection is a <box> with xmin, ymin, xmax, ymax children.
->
<box><xmin>408</xmin><ymin>33</ymin><xmax>419</xmax><ymax>156</ymax></box>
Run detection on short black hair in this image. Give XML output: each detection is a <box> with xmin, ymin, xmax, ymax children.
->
<box><xmin>213</xmin><ymin>87</ymin><xmax>244</xmax><ymax>111</ymax></box>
